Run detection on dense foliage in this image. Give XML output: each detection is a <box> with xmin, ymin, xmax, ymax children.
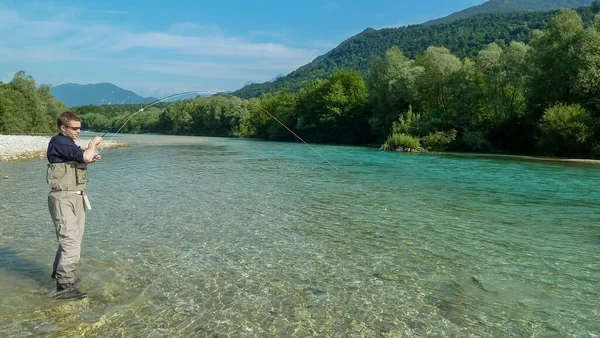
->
<box><xmin>0</xmin><ymin>71</ymin><xmax>68</xmax><ymax>134</ymax></box>
<box><xmin>369</xmin><ymin>9</ymin><xmax>600</xmax><ymax>157</ymax></box>
<box><xmin>2</xmin><ymin>7</ymin><xmax>600</xmax><ymax>159</ymax></box>
<box><xmin>232</xmin><ymin>2</ymin><xmax>599</xmax><ymax>98</ymax></box>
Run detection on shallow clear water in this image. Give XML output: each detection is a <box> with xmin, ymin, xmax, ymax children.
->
<box><xmin>1</xmin><ymin>134</ymin><xmax>599</xmax><ymax>337</ymax></box>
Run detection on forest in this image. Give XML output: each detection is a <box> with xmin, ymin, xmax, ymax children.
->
<box><xmin>1</xmin><ymin>8</ymin><xmax>599</xmax><ymax>159</ymax></box>
<box><xmin>232</xmin><ymin>1</ymin><xmax>600</xmax><ymax>98</ymax></box>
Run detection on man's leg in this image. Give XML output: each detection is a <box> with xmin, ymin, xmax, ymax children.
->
<box><xmin>48</xmin><ymin>192</ymin><xmax>87</xmax><ymax>299</ymax></box>
<box><xmin>51</xmin><ymin>196</ymin><xmax>85</xmax><ymax>281</ymax></box>
<box><xmin>51</xmin><ymin>244</ymin><xmax>61</xmax><ymax>280</ymax></box>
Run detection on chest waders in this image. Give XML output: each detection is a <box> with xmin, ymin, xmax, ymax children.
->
<box><xmin>47</xmin><ymin>161</ymin><xmax>90</xmax><ymax>299</ymax></box>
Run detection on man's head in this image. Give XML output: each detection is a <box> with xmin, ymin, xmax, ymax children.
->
<box><xmin>57</xmin><ymin>111</ymin><xmax>82</xmax><ymax>140</ymax></box>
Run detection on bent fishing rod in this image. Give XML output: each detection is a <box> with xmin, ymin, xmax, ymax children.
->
<box><xmin>100</xmin><ymin>91</ymin><xmax>218</xmax><ymax>141</ymax></box>
<box><xmin>98</xmin><ymin>90</ymin><xmax>338</xmax><ymax>170</ymax></box>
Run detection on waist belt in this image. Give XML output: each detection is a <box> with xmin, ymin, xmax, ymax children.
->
<box><xmin>52</xmin><ymin>190</ymin><xmax>92</xmax><ymax>210</ymax></box>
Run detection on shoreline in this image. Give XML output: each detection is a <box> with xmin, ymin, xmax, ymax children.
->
<box><xmin>0</xmin><ymin>135</ymin><xmax>131</xmax><ymax>162</ymax></box>
<box><xmin>1</xmin><ymin>134</ymin><xmax>598</xmax><ymax>165</ymax></box>
<box><xmin>430</xmin><ymin>151</ymin><xmax>600</xmax><ymax>165</ymax></box>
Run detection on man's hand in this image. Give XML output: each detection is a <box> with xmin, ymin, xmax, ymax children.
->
<box><xmin>84</xmin><ymin>137</ymin><xmax>103</xmax><ymax>164</ymax></box>
<box><xmin>89</xmin><ymin>136</ymin><xmax>102</xmax><ymax>147</ymax></box>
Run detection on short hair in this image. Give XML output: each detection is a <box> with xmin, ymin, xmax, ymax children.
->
<box><xmin>57</xmin><ymin>111</ymin><xmax>81</xmax><ymax>128</ymax></box>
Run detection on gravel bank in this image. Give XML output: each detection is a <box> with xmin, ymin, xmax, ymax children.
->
<box><xmin>0</xmin><ymin>135</ymin><xmax>131</xmax><ymax>161</ymax></box>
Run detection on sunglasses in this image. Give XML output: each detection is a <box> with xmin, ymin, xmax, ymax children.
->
<box><xmin>64</xmin><ymin>125</ymin><xmax>81</xmax><ymax>132</ymax></box>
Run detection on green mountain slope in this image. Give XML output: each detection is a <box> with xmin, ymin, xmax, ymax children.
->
<box><xmin>232</xmin><ymin>2</ymin><xmax>599</xmax><ymax>99</ymax></box>
<box><xmin>426</xmin><ymin>0</ymin><xmax>594</xmax><ymax>25</ymax></box>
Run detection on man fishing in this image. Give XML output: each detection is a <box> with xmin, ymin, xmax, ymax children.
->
<box><xmin>46</xmin><ymin>111</ymin><xmax>102</xmax><ymax>300</ymax></box>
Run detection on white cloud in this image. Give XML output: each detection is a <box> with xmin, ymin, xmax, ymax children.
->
<box><xmin>0</xmin><ymin>5</ymin><xmax>320</xmax><ymax>62</ymax></box>
<box><xmin>168</xmin><ymin>22</ymin><xmax>223</xmax><ymax>36</ymax></box>
<box><xmin>111</xmin><ymin>32</ymin><xmax>318</xmax><ymax>61</ymax></box>
<box><xmin>0</xmin><ymin>46</ymin><xmax>100</xmax><ymax>62</ymax></box>
<box><xmin>129</xmin><ymin>60</ymin><xmax>262</xmax><ymax>80</ymax></box>
<box><xmin>127</xmin><ymin>58</ymin><xmax>301</xmax><ymax>81</ymax></box>
<box><xmin>0</xmin><ymin>4</ymin><xmax>326</xmax><ymax>93</ymax></box>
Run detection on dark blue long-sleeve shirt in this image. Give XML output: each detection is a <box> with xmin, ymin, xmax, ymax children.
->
<box><xmin>47</xmin><ymin>133</ymin><xmax>84</xmax><ymax>164</ymax></box>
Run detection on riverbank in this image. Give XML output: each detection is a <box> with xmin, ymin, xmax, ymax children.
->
<box><xmin>420</xmin><ymin>151</ymin><xmax>600</xmax><ymax>167</ymax></box>
<box><xmin>0</xmin><ymin>135</ymin><xmax>131</xmax><ymax>161</ymax></box>
<box><xmin>2</xmin><ymin>134</ymin><xmax>598</xmax><ymax>165</ymax></box>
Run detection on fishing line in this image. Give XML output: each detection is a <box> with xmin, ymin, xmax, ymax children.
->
<box><xmin>95</xmin><ymin>91</ymin><xmax>217</xmax><ymax>155</ymax></box>
<box><xmin>97</xmin><ymin>90</ymin><xmax>339</xmax><ymax>170</ymax></box>
<box><xmin>257</xmin><ymin>105</ymin><xmax>338</xmax><ymax>170</ymax></box>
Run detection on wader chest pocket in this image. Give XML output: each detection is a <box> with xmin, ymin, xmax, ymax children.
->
<box><xmin>75</xmin><ymin>164</ymin><xmax>88</xmax><ymax>184</ymax></box>
<box><xmin>47</xmin><ymin>164</ymin><xmax>67</xmax><ymax>182</ymax></box>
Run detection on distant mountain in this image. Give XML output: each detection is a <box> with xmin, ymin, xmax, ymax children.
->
<box><xmin>232</xmin><ymin>0</ymin><xmax>599</xmax><ymax>98</ymax></box>
<box><xmin>425</xmin><ymin>0</ymin><xmax>595</xmax><ymax>25</ymax></box>
<box><xmin>50</xmin><ymin>83</ymin><xmax>158</xmax><ymax>107</ymax></box>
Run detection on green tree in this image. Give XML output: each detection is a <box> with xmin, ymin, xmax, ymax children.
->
<box><xmin>528</xmin><ymin>9</ymin><xmax>586</xmax><ymax>115</ymax></box>
<box><xmin>574</xmin><ymin>14</ymin><xmax>600</xmax><ymax>112</ymax></box>
<box><xmin>189</xmin><ymin>96</ymin><xmax>249</xmax><ymax>137</ymax></box>
<box><xmin>321</xmin><ymin>71</ymin><xmax>369</xmax><ymax>143</ymax></box>
<box><xmin>0</xmin><ymin>86</ymin><xmax>28</xmax><ymax>133</ymax></box>
<box><xmin>415</xmin><ymin>47</ymin><xmax>463</xmax><ymax>116</ymax></box>
<box><xmin>473</xmin><ymin>42</ymin><xmax>529</xmax><ymax>124</ymax></box>
<box><xmin>296</xmin><ymin>71</ymin><xmax>368</xmax><ymax>143</ymax></box>
<box><xmin>295</xmin><ymin>80</ymin><xmax>325</xmax><ymax>141</ymax></box>
<box><xmin>538</xmin><ymin>103</ymin><xmax>594</xmax><ymax>156</ymax></box>
<box><xmin>81</xmin><ymin>113</ymin><xmax>110</xmax><ymax>131</ymax></box>
<box><xmin>0</xmin><ymin>71</ymin><xmax>63</xmax><ymax>134</ymax></box>
<box><xmin>158</xmin><ymin>100</ymin><xmax>192</xmax><ymax>134</ymax></box>
<box><xmin>241</xmin><ymin>90</ymin><xmax>298</xmax><ymax>140</ymax></box>
<box><xmin>368</xmin><ymin>47</ymin><xmax>424</xmax><ymax>140</ymax></box>
<box><xmin>469</xmin><ymin>41</ymin><xmax>530</xmax><ymax>151</ymax></box>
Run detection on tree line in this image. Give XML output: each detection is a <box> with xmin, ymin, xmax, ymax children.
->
<box><xmin>1</xmin><ymin>9</ymin><xmax>599</xmax><ymax>158</ymax></box>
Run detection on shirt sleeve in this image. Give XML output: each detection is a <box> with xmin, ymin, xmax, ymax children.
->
<box><xmin>48</xmin><ymin>136</ymin><xmax>85</xmax><ymax>163</ymax></box>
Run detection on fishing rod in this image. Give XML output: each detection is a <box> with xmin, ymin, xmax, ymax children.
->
<box><xmin>98</xmin><ymin>90</ymin><xmax>338</xmax><ymax>170</ymax></box>
<box><xmin>100</xmin><ymin>91</ymin><xmax>218</xmax><ymax>142</ymax></box>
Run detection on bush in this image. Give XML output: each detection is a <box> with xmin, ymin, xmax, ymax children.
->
<box><xmin>381</xmin><ymin>133</ymin><xmax>421</xmax><ymax>151</ymax></box>
<box><xmin>392</xmin><ymin>107</ymin><xmax>421</xmax><ymax>135</ymax></box>
<box><xmin>421</xmin><ymin>129</ymin><xmax>457</xmax><ymax>151</ymax></box>
<box><xmin>462</xmin><ymin>130</ymin><xmax>490</xmax><ymax>151</ymax></box>
<box><xmin>538</xmin><ymin>103</ymin><xmax>593</xmax><ymax>156</ymax></box>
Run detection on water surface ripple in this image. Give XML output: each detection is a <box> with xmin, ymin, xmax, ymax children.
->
<box><xmin>1</xmin><ymin>135</ymin><xmax>598</xmax><ymax>337</ymax></box>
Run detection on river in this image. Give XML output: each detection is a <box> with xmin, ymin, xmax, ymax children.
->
<box><xmin>0</xmin><ymin>134</ymin><xmax>598</xmax><ymax>337</ymax></box>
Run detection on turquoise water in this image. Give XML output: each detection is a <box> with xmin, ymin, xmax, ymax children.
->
<box><xmin>0</xmin><ymin>134</ymin><xmax>599</xmax><ymax>337</ymax></box>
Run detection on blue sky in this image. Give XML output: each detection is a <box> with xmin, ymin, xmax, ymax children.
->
<box><xmin>0</xmin><ymin>0</ymin><xmax>485</xmax><ymax>98</ymax></box>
